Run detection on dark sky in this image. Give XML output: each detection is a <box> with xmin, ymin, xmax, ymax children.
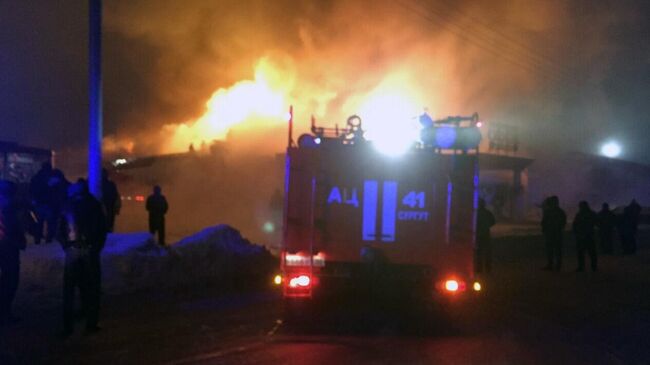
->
<box><xmin>1</xmin><ymin>0</ymin><xmax>649</xmax><ymax>162</ymax></box>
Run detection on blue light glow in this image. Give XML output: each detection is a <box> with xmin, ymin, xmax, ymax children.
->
<box><xmin>381</xmin><ymin>181</ymin><xmax>398</xmax><ymax>242</ymax></box>
<box><xmin>436</xmin><ymin>127</ymin><xmax>457</xmax><ymax>149</ymax></box>
<box><xmin>362</xmin><ymin>180</ymin><xmax>378</xmax><ymax>241</ymax></box>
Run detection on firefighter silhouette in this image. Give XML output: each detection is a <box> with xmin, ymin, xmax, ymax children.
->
<box><xmin>57</xmin><ymin>181</ymin><xmax>107</xmax><ymax>336</ymax></box>
<box><xmin>0</xmin><ymin>180</ymin><xmax>26</xmax><ymax>325</ymax></box>
<box><xmin>620</xmin><ymin>199</ymin><xmax>641</xmax><ymax>254</ymax></box>
<box><xmin>475</xmin><ymin>198</ymin><xmax>496</xmax><ymax>274</ymax></box>
<box><xmin>146</xmin><ymin>185</ymin><xmax>169</xmax><ymax>246</ymax></box>
<box><xmin>596</xmin><ymin>203</ymin><xmax>616</xmax><ymax>254</ymax></box>
<box><xmin>541</xmin><ymin>196</ymin><xmax>566</xmax><ymax>271</ymax></box>
<box><xmin>572</xmin><ymin>201</ymin><xmax>598</xmax><ymax>272</ymax></box>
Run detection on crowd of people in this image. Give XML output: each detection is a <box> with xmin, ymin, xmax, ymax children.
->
<box><xmin>475</xmin><ymin>196</ymin><xmax>643</xmax><ymax>274</ymax></box>
<box><xmin>541</xmin><ymin>196</ymin><xmax>642</xmax><ymax>272</ymax></box>
<box><xmin>0</xmin><ymin>162</ymin><xmax>169</xmax><ymax>336</ymax></box>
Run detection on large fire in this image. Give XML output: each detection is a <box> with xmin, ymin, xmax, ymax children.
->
<box><xmin>165</xmin><ymin>58</ymin><xmax>289</xmax><ymax>152</ymax></box>
<box><xmin>162</xmin><ymin>58</ymin><xmax>428</xmax><ymax>155</ymax></box>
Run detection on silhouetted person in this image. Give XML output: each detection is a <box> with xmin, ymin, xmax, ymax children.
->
<box><xmin>620</xmin><ymin>199</ymin><xmax>641</xmax><ymax>254</ymax></box>
<box><xmin>475</xmin><ymin>198</ymin><xmax>496</xmax><ymax>274</ymax></box>
<box><xmin>101</xmin><ymin>169</ymin><xmax>121</xmax><ymax>233</ymax></box>
<box><xmin>146</xmin><ymin>186</ymin><xmax>168</xmax><ymax>246</ymax></box>
<box><xmin>57</xmin><ymin>181</ymin><xmax>107</xmax><ymax>336</ymax></box>
<box><xmin>47</xmin><ymin>169</ymin><xmax>70</xmax><ymax>242</ymax></box>
<box><xmin>29</xmin><ymin>162</ymin><xmax>53</xmax><ymax>244</ymax></box>
<box><xmin>597</xmin><ymin>203</ymin><xmax>616</xmax><ymax>255</ymax></box>
<box><xmin>541</xmin><ymin>196</ymin><xmax>566</xmax><ymax>271</ymax></box>
<box><xmin>573</xmin><ymin>201</ymin><xmax>598</xmax><ymax>272</ymax></box>
<box><xmin>0</xmin><ymin>180</ymin><xmax>26</xmax><ymax>325</ymax></box>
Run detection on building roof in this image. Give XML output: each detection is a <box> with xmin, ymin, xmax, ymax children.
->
<box><xmin>0</xmin><ymin>141</ymin><xmax>52</xmax><ymax>156</ymax></box>
<box><xmin>479</xmin><ymin>153</ymin><xmax>534</xmax><ymax>171</ymax></box>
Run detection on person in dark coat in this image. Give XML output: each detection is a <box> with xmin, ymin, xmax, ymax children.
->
<box><xmin>596</xmin><ymin>203</ymin><xmax>616</xmax><ymax>255</ymax></box>
<box><xmin>572</xmin><ymin>201</ymin><xmax>598</xmax><ymax>272</ymax></box>
<box><xmin>541</xmin><ymin>196</ymin><xmax>566</xmax><ymax>271</ymax></box>
<box><xmin>29</xmin><ymin>162</ymin><xmax>53</xmax><ymax>244</ymax></box>
<box><xmin>57</xmin><ymin>181</ymin><xmax>107</xmax><ymax>336</ymax></box>
<box><xmin>146</xmin><ymin>185</ymin><xmax>168</xmax><ymax>246</ymax></box>
<box><xmin>475</xmin><ymin>198</ymin><xmax>496</xmax><ymax>274</ymax></box>
<box><xmin>0</xmin><ymin>180</ymin><xmax>26</xmax><ymax>325</ymax></box>
<box><xmin>620</xmin><ymin>199</ymin><xmax>642</xmax><ymax>254</ymax></box>
<box><xmin>46</xmin><ymin>169</ymin><xmax>70</xmax><ymax>243</ymax></box>
<box><xmin>101</xmin><ymin>169</ymin><xmax>121</xmax><ymax>233</ymax></box>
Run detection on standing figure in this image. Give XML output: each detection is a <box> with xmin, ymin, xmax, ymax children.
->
<box><xmin>101</xmin><ymin>169</ymin><xmax>121</xmax><ymax>233</ymax></box>
<box><xmin>572</xmin><ymin>201</ymin><xmax>598</xmax><ymax>272</ymax></box>
<box><xmin>541</xmin><ymin>196</ymin><xmax>567</xmax><ymax>271</ymax></box>
<box><xmin>596</xmin><ymin>203</ymin><xmax>616</xmax><ymax>254</ymax></box>
<box><xmin>57</xmin><ymin>181</ymin><xmax>107</xmax><ymax>336</ymax></box>
<box><xmin>146</xmin><ymin>186</ymin><xmax>168</xmax><ymax>246</ymax></box>
<box><xmin>475</xmin><ymin>198</ymin><xmax>496</xmax><ymax>274</ymax></box>
<box><xmin>47</xmin><ymin>169</ymin><xmax>70</xmax><ymax>242</ymax></box>
<box><xmin>621</xmin><ymin>199</ymin><xmax>642</xmax><ymax>254</ymax></box>
<box><xmin>0</xmin><ymin>180</ymin><xmax>26</xmax><ymax>325</ymax></box>
<box><xmin>29</xmin><ymin>162</ymin><xmax>53</xmax><ymax>244</ymax></box>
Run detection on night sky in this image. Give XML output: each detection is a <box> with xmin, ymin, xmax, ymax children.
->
<box><xmin>1</xmin><ymin>0</ymin><xmax>649</xmax><ymax>163</ymax></box>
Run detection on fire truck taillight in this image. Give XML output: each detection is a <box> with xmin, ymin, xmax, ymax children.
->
<box><xmin>444</xmin><ymin>279</ymin><xmax>459</xmax><ymax>292</ymax></box>
<box><xmin>288</xmin><ymin>275</ymin><xmax>311</xmax><ymax>288</ymax></box>
<box><xmin>273</xmin><ymin>274</ymin><xmax>282</xmax><ymax>285</ymax></box>
<box><xmin>443</xmin><ymin>279</ymin><xmax>467</xmax><ymax>293</ymax></box>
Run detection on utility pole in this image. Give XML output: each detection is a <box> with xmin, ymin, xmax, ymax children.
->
<box><xmin>88</xmin><ymin>0</ymin><xmax>102</xmax><ymax>199</ymax></box>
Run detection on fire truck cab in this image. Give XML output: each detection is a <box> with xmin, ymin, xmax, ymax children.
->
<box><xmin>279</xmin><ymin>112</ymin><xmax>482</xmax><ymax>305</ymax></box>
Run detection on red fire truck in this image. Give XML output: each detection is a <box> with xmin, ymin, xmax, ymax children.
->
<box><xmin>278</xmin><ymin>110</ymin><xmax>483</xmax><ymax>306</ymax></box>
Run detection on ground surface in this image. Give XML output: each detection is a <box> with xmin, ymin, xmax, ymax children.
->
<box><xmin>2</xmin><ymin>229</ymin><xmax>650</xmax><ymax>364</ymax></box>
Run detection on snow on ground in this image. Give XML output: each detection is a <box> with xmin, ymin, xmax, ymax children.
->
<box><xmin>17</xmin><ymin>225</ymin><xmax>274</xmax><ymax>303</ymax></box>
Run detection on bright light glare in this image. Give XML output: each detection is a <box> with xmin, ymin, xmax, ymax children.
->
<box><xmin>262</xmin><ymin>221</ymin><xmax>275</xmax><ymax>233</ymax></box>
<box><xmin>273</xmin><ymin>275</ymin><xmax>282</xmax><ymax>285</ymax></box>
<box><xmin>600</xmin><ymin>141</ymin><xmax>621</xmax><ymax>158</ymax></box>
<box><xmin>289</xmin><ymin>275</ymin><xmax>310</xmax><ymax>288</ymax></box>
<box><xmin>444</xmin><ymin>279</ymin><xmax>459</xmax><ymax>292</ymax></box>
<box><xmin>285</xmin><ymin>253</ymin><xmax>310</xmax><ymax>266</ymax></box>
<box><xmin>473</xmin><ymin>282</ymin><xmax>482</xmax><ymax>291</ymax></box>
<box><xmin>358</xmin><ymin>92</ymin><xmax>421</xmax><ymax>157</ymax></box>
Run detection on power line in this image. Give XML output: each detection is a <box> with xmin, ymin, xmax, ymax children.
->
<box><xmin>433</xmin><ymin>0</ymin><xmax>563</xmax><ymax>73</ymax></box>
<box><xmin>396</xmin><ymin>0</ymin><xmax>564</xmax><ymax>82</ymax></box>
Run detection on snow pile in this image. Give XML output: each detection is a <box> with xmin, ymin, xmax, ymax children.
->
<box><xmin>18</xmin><ymin>225</ymin><xmax>274</xmax><ymax>302</ymax></box>
<box><xmin>167</xmin><ymin>225</ymin><xmax>272</xmax><ymax>286</ymax></box>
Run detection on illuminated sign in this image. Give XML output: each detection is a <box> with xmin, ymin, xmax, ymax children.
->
<box><xmin>327</xmin><ymin>187</ymin><xmax>359</xmax><ymax>207</ymax></box>
<box><xmin>327</xmin><ymin>180</ymin><xmax>430</xmax><ymax>243</ymax></box>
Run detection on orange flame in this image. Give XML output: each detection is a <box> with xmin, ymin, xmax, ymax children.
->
<box><xmin>164</xmin><ymin>58</ymin><xmax>289</xmax><ymax>152</ymax></box>
<box><xmin>161</xmin><ymin>58</ymin><xmax>434</xmax><ymax>155</ymax></box>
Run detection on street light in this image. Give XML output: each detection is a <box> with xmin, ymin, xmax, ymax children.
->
<box><xmin>600</xmin><ymin>141</ymin><xmax>621</xmax><ymax>158</ymax></box>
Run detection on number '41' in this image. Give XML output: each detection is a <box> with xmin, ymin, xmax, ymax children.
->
<box><xmin>402</xmin><ymin>191</ymin><xmax>425</xmax><ymax>208</ymax></box>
